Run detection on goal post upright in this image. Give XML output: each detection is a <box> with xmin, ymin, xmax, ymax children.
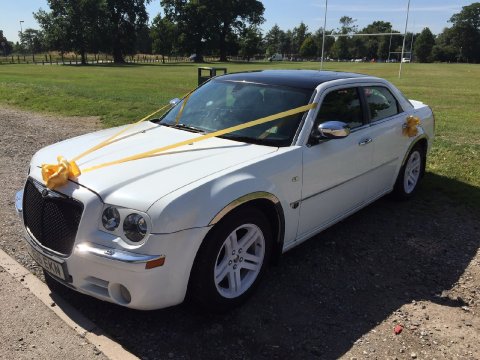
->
<box><xmin>399</xmin><ymin>0</ymin><xmax>412</xmax><ymax>78</ymax></box>
<box><xmin>320</xmin><ymin>0</ymin><xmax>328</xmax><ymax>71</ymax></box>
<box><xmin>317</xmin><ymin>0</ymin><xmax>413</xmax><ymax>77</ymax></box>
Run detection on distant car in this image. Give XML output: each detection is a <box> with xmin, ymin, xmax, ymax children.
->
<box><xmin>269</xmin><ymin>53</ymin><xmax>283</xmax><ymax>61</ymax></box>
<box><xmin>16</xmin><ymin>70</ymin><xmax>434</xmax><ymax>311</ymax></box>
<box><xmin>402</xmin><ymin>58</ymin><xmax>411</xmax><ymax>63</ymax></box>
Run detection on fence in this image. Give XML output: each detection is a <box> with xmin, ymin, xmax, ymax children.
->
<box><xmin>0</xmin><ymin>53</ymin><xmax>224</xmax><ymax>65</ymax></box>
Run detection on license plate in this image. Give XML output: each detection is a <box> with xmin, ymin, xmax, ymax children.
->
<box><xmin>28</xmin><ymin>245</ymin><xmax>67</xmax><ymax>281</ymax></box>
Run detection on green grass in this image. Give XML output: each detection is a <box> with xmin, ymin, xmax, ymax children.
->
<box><xmin>0</xmin><ymin>61</ymin><xmax>479</xmax><ymax>207</ymax></box>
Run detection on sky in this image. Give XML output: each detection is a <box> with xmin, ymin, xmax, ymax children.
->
<box><xmin>0</xmin><ymin>0</ymin><xmax>474</xmax><ymax>43</ymax></box>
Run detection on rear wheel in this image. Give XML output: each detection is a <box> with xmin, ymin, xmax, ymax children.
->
<box><xmin>393</xmin><ymin>144</ymin><xmax>425</xmax><ymax>199</ymax></box>
<box><xmin>189</xmin><ymin>207</ymin><xmax>272</xmax><ymax>312</ymax></box>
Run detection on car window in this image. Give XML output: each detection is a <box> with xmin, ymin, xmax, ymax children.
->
<box><xmin>315</xmin><ymin>87</ymin><xmax>364</xmax><ymax>129</ymax></box>
<box><xmin>363</xmin><ymin>86</ymin><xmax>400</xmax><ymax>122</ymax></box>
<box><xmin>159</xmin><ymin>79</ymin><xmax>312</xmax><ymax>147</ymax></box>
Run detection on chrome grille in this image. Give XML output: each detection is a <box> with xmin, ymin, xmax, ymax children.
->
<box><xmin>22</xmin><ymin>178</ymin><xmax>83</xmax><ymax>256</ymax></box>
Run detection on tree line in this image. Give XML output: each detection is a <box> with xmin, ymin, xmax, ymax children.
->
<box><xmin>1</xmin><ymin>1</ymin><xmax>479</xmax><ymax>64</ymax></box>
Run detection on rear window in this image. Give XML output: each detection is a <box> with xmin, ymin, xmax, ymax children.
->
<box><xmin>363</xmin><ymin>86</ymin><xmax>400</xmax><ymax>122</ymax></box>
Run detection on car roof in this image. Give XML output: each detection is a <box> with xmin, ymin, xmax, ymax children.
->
<box><xmin>215</xmin><ymin>70</ymin><xmax>371</xmax><ymax>90</ymax></box>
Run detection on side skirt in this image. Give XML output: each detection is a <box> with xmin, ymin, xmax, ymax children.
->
<box><xmin>282</xmin><ymin>187</ymin><xmax>393</xmax><ymax>253</ymax></box>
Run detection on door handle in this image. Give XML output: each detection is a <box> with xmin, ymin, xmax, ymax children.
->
<box><xmin>358</xmin><ymin>138</ymin><xmax>373</xmax><ymax>146</ymax></box>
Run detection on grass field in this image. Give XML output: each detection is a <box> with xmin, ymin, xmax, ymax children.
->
<box><xmin>0</xmin><ymin>61</ymin><xmax>479</xmax><ymax>207</ymax></box>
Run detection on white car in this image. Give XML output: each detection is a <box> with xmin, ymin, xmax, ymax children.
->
<box><xmin>15</xmin><ymin>70</ymin><xmax>434</xmax><ymax>311</ymax></box>
<box><xmin>269</xmin><ymin>53</ymin><xmax>283</xmax><ymax>61</ymax></box>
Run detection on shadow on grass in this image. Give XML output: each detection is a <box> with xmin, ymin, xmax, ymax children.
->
<box><xmin>47</xmin><ymin>172</ymin><xmax>479</xmax><ymax>359</ymax></box>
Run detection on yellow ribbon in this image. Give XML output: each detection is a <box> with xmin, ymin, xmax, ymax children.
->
<box><xmin>41</xmin><ymin>97</ymin><xmax>317</xmax><ymax>188</ymax></box>
<box><xmin>41</xmin><ymin>101</ymin><xmax>174</xmax><ymax>189</ymax></box>
<box><xmin>82</xmin><ymin>103</ymin><xmax>317</xmax><ymax>173</ymax></box>
<box><xmin>41</xmin><ymin>156</ymin><xmax>81</xmax><ymax>190</ymax></box>
<box><xmin>403</xmin><ymin>115</ymin><xmax>421</xmax><ymax>137</ymax></box>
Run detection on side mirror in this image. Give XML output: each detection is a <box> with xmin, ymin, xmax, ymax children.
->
<box><xmin>316</xmin><ymin>121</ymin><xmax>351</xmax><ymax>139</ymax></box>
<box><xmin>169</xmin><ymin>98</ymin><xmax>181</xmax><ymax>107</ymax></box>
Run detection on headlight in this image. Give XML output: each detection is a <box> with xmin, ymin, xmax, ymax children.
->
<box><xmin>123</xmin><ymin>213</ymin><xmax>148</xmax><ymax>242</ymax></box>
<box><xmin>102</xmin><ymin>207</ymin><xmax>120</xmax><ymax>231</ymax></box>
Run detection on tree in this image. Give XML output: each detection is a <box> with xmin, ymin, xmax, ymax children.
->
<box><xmin>360</xmin><ymin>21</ymin><xmax>392</xmax><ymax>60</ymax></box>
<box><xmin>103</xmin><ymin>0</ymin><xmax>151</xmax><ymax>63</ymax></box>
<box><xmin>313</xmin><ymin>28</ymin><xmax>334</xmax><ymax>59</ymax></box>
<box><xmin>332</xmin><ymin>16</ymin><xmax>357</xmax><ymax>59</ymax></box>
<box><xmin>0</xmin><ymin>30</ymin><xmax>14</xmax><ymax>56</ymax></box>
<box><xmin>299</xmin><ymin>35</ymin><xmax>317</xmax><ymax>58</ymax></box>
<box><xmin>239</xmin><ymin>26</ymin><xmax>262</xmax><ymax>61</ymax></box>
<box><xmin>161</xmin><ymin>0</ymin><xmax>264</xmax><ymax>62</ymax></box>
<box><xmin>19</xmin><ymin>29</ymin><xmax>46</xmax><ymax>56</ymax></box>
<box><xmin>150</xmin><ymin>14</ymin><xmax>176</xmax><ymax>63</ymax></box>
<box><xmin>161</xmin><ymin>0</ymin><xmax>215</xmax><ymax>62</ymax></box>
<box><xmin>136</xmin><ymin>24</ymin><xmax>152</xmax><ymax>54</ymax></box>
<box><xmin>35</xmin><ymin>0</ymin><xmax>106</xmax><ymax>64</ymax></box>
<box><xmin>432</xmin><ymin>27</ymin><xmax>458</xmax><ymax>62</ymax></box>
<box><xmin>212</xmin><ymin>0</ymin><xmax>264</xmax><ymax>61</ymax></box>
<box><xmin>292</xmin><ymin>22</ymin><xmax>309</xmax><ymax>55</ymax></box>
<box><xmin>264</xmin><ymin>24</ymin><xmax>284</xmax><ymax>56</ymax></box>
<box><xmin>448</xmin><ymin>2</ymin><xmax>480</xmax><ymax>62</ymax></box>
<box><xmin>279</xmin><ymin>30</ymin><xmax>293</xmax><ymax>57</ymax></box>
<box><xmin>414</xmin><ymin>27</ymin><xmax>435</xmax><ymax>62</ymax></box>
<box><xmin>450</xmin><ymin>2</ymin><xmax>480</xmax><ymax>29</ymax></box>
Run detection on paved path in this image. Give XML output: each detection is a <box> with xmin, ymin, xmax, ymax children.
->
<box><xmin>0</xmin><ymin>248</ymin><xmax>139</xmax><ymax>360</ymax></box>
<box><xmin>0</xmin><ymin>264</ymin><xmax>107</xmax><ymax>359</ymax></box>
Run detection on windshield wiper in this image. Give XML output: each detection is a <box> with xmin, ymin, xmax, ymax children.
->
<box><xmin>158</xmin><ymin>122</ymin><xmax>205</xmax><ymax>133</ymax></box>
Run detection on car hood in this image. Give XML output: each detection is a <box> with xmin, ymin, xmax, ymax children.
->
<box><xmin>31</xmin><ymin>122</ymin><xmax>278</xmax><ymax>211</ymax></box>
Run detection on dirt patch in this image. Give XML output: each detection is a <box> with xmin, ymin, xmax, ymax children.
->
<box><xmin>0</xmin><ymin>107</ymin><xmax>479</xmax><ymax>359</ymax></box>
<box><xmin>0</xmin><ymin>107</ymin><xmax>100</xmax><ymax>277</ymax></box>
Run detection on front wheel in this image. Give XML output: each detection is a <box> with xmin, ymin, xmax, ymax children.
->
<box><xmin>393</xmin><ymin>145</ymin><xmax>425</xmax><ymax>199</ymax></box>
<box><xmin>189</xmin><ymin>207</ymin><xmax>272</xmax><ymax>312</ymax></box>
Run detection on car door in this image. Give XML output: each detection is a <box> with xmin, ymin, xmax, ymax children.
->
<box><xmin>297</xmin><ymin>86</ymin><xmax>374</xmax><ymax>240</ymax></box>
<box><xmin>360</xmin><ymin>85</ymin><xmax>408</xmax><ymax>196</ymax></box>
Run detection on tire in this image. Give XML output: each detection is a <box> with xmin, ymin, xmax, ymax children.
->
<box><xmin>189</xmin><ymin>206</ymin><xmax>272</xmax><ymax>312</ymax></box>
<box><xmin>393</xmin><ymin>144</ymin><xmax>426</xmax><ymax>199</ymax></box>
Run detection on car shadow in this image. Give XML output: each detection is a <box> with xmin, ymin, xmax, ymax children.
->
<box><xmin>47</xmin><ymin>172</ymin><xmax>480</xmax><ymax>359</ymax></box>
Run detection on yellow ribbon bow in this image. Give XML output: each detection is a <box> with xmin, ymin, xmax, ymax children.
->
<box><xmin>403</xmin><ymin>115</ymin><xmax>421</xmax><ymax>137</ymax></box>
<box><xmin>41</xmin><ymin>156</ymin><xmax>81</xmax><ymax>189</ymax></box>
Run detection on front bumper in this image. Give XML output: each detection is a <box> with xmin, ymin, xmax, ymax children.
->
<box><xmin>15</xmin><ymin>189</ymin><xmax>209</xmax><ymax>310</ymax></box>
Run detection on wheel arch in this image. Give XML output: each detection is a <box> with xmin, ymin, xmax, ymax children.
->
<box><xmin>401</xmin><ymin>136</ymin><xmax>428</xmax><ymax>165</ymax></box>
<box><xmin>208</xmin><ymin>192</ymin><xmax>285</xmax><ymax>264</ymax></box>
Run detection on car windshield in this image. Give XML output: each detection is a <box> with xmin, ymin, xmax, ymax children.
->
<box><xmin>158</xmin><ymin>79</ymin><xmax>313</xmax><ymax>146</ymax></box>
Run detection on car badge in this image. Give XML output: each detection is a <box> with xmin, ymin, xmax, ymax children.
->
<box><xmin>105</xmin><ymin>249</ymin><xmax>115</xmax><ymax>256</ymax></box>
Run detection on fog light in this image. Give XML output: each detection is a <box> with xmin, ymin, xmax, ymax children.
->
<box><xmin>109</xmin><ymin>283</ymin><xmax>132</xmax><ymax>305</ymax></box>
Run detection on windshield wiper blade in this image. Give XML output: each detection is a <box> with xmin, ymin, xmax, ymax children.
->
<box><xmin>172</xmin><ymin>123</ymin><xmax>206</xmax><ymax>133</ymax></box>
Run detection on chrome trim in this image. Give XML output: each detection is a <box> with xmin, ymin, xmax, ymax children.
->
<box><xmin>318</xmin><ymin>121</ymin><xmax>351</xmax><ymax>139</ymax></box>
<box><xmin>401</xmin><ymin>134</ymin><xmax>429</xmax><ymax>166</ymax></box>
<box><xmin>76</xmin><ymin>243</ymin><xmax>164</xmax><ymax>264</ymax></box>
<box><xmin>208</xmin><ymin>192</ymin><xmax>281</xmax><ymax>226</ymax></box>
<box><xmin>15</xmin><ymin>190</ymin><xmax>23</xmax><ymax>215</ymax></box>
<box><xmin>300</xmin><ymin>158</ymin><xmax>399</xmax><ymax>203</ymax></box>
<box><xmin>31</xmin><ymin>178</ymin><xmax>65</xmax><ymax>199</ymax></box>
